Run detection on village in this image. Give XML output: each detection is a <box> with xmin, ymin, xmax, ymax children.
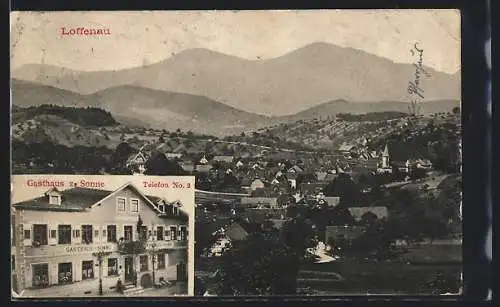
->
<box><xmin>118</xmin><ymin>118</ymin><xmax>461</xmax><ymax>295</ymax></box>
<box><xmin>11</xmin><ymin>108</ymin><xmax>462</xmax><ymax>296</ymax></box>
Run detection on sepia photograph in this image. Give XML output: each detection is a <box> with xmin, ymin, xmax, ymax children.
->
<box><xmin>10</xmin><ymin>10</ymin><xmax>462</xmax><ymax>297</ymax></box>
<box><xmin>10</xmin><ymin>175</ymin><xmax>195</xmax><ymax>298</ymax></box>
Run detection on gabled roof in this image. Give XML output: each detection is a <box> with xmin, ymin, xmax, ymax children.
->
<box><xmin>225</xmin><ymin>222</ymin><xmax>250</xmax><ymax>241</ymax></box>
<box><xmin>347</xmin><ymin>206</ymin><xmax>389</xmax><ymax>221</ymax></box>
<box><xmin>126</xmin><ymin>151</ymin><xmax>148</xmax><ymax>166</ymax></box>
<box><xmin>212</xmin><ymin>156</ymin><xmax>234</xmax><ymax>162</ymax></box>
<box><xmin>13</xmin><ymin>187</ymin><xmax>111</xmax><ymax>212</ymax></box>
<box><xmin>13</xmin><ymin>182</ymin><xmax>188</xmax><ymax>219</ymax></box>
<box><xmin>339</xmin><ymin>143</ymin><xmax>356</xmax><ymax>152</ymax></box>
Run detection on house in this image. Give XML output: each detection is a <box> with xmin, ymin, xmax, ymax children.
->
<box><xmin>240</xmin><ymin>178</ymin><xmax>252</xmax><ymax>192</ymax></box>
<box><xmin>180</xmin><ymin>161</ymin><xmax>194</xmax><ymax>173</ymax></box>
<box><xmin>323</xmin><ymin>173</ymin><xmax>338</xmax><ymax>182</ymax></box>
<box><xmin>126</xmin><ymin>151</ymin><xmax>149</xmax><ymax>175</ymax></box>
<box><xmin>250</xmin><ymin>179</ymin><xmax>265</xmax><ymax>191</ymax></box>
<box><xmin>299</xmin><ymin>183</ymin><xmax>326</xmax><ymax>196</ymax></box>
<box><xmin>198</xmin><ymin>155</ymin><xmax>209</xmax><ymax>165</ymax></box>
<box><xmin>240</xmin><ymin>197</ymin><xmax>278</xmax><ymax>209</ymax></box>
<box><xmin>339</xmin><ymin>143</ymin><xmax>357</xmax><ymax>155</ymax></box>
<box><xmin>195</xmin><ymin>164</ymin><xmax>212</xmax><ymax>173</ymax></box>
<box><xmin>287</xmin><ymin>165</ymin><xmax>304</xmax><ymax>174</ymax></box>
<box><xmin>315</xmin><ymin>172</ymin><xmax>328</xmax><ymax>182</ymax></box>
<box><xmin>325</xmin><ymin>226</ymin><xmax>366</xmax><ymax>244</ymax></box>
<box><xmin>11</xmin><ymin>182</ymin><xmax>189</xmax><ymax>295</ymax></box>
<box><xmin>212</xmin><ymin>156</ymin><xmax>234</xmax><ymax>164</ymax></box>
<box><xmin>225</xmin><ymin>223</ymin><xmax>250</xmax><ymax>241</ymax></box>
<box><xmin>164</xmin><ymin>153</ymin><xmax>183</xmax><ymax>159</ymax></box>
<box><xmin>347</xmin><ymin>206</ymin><xmax>389</xmax><ymax>222</ymax></box>
<box><xmin>320</xmin><ymin>196</ymin><xmax>341</xmax><ymax>207</ymax></box>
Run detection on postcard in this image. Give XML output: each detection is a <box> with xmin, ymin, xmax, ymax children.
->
<box><xmin>10</xmin><ymin>10</ymin><xmax>462</xmax><ymax>297</ymax></box>
<box><xmin>10</xmin><ymin>174</ymin><xmax>195</xmax><ymax>298</ymax></box>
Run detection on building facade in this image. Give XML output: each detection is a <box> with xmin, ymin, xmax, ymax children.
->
<box><xmin>12</xmin><ymin>182</ymin><xmax>189</xmax><ymax>295</ymax></box>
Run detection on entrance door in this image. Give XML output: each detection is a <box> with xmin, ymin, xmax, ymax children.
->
<box><xmin>124</xmin><ymin>257</ymin><xmax>135</xmax><ymax>283</ymax></box>
<box><xmin>32</xmin><ymin>263</ymin><xmax>49</xmax><ymax>288</ymax></box>
<box><xmin>176</xmin><ymin>262</ymin><xmax>187</xmax><ymax>282</ymax></box>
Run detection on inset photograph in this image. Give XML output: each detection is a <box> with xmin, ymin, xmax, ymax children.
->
<box><xmin>11</xmin><ymin>175</ymin><xmax>195</xmax><ymax>298</ymax></box>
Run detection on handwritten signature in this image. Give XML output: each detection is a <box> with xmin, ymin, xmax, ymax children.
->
<box><xmin>407</xmin><ymin>43</ymin><xmax>431</xmax><ymax>100</ymax></box>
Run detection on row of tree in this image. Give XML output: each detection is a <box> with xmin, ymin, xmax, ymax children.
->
<box><xmin>13</xmin><ymin>104</ymin><xmax>119</xmax><ymax>127</ymax></box>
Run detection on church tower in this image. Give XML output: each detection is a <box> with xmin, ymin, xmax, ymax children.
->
<box><xmin>381</xmin><ymin>143</ymin><xmax>390</xmax><ymax>168</ymax></box>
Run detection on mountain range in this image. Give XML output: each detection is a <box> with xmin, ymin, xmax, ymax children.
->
<box><xmin>11</xmin><ymin>77</ymin><xmax>460</xmax><ymax>136</ymax></box>
<box><xmin>12</xmin><ymin>42</ymin><xmax>460</xmax><ymax>117</ymax></box>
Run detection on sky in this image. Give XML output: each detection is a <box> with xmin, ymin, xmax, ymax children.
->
<box><xmin>10</xmin><ymin>10</ymin><xmax>460</xmax><ymax>74</ymax></box>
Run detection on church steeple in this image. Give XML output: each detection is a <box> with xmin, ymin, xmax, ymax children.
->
<box><xmin>381</xmin><ymin>143</ymin><xmax>390</xmax><ymax>168</ymax></box>
<box><xmin>382</xmin><ymin>143</ymin><xmax>389</xmax><ymax>157</ymax></box>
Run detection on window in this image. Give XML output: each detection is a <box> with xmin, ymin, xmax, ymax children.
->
<box><xmin>33</xmin><ymin>224</ymin><xmax>48</xmax><ymax>246</ymax></box>
<box><xmin>32</xmin><ymin>264</ymin><xmax>49</xmax><ymax>288</ymax></box>
<box><xmin>82</xmin><ymin>261</ymin><xmax>94</xmax><ymax>280</ymax></box>
<box><xmin>117</xmin><ymin>197</ymin><xmax>126</xmax><ymax>212</ymax></box>
<box><xmin>156</xmin><ymin>253</ymin><xmax>165</xmax><ymax>269</ymax></box>
<box><xmin>11</xmin><ymin>255</ymin><xmax>15</xmax><ymax>271</ymax></box>
<box><xmin>94</xmin><ymin>229</ymin><xmax>99</xmax><ymax>238</ymax></box>
<box><xmin>72</xmin><ymin>229</ymin><xmax>80</xmax><ymax>238</ymax></box>
<box><xmin>81</xmin><ymin>225</ymin><xmax>93</xmax><ymax>244</ymax></box>
<box><xmin>130</xmin><ymin>199</ymin><xmax>139</xmax><ymax>213</ymax></box>
<box><xmin>157</xmin><ymin>226</ymin><xmax>164</xmax><ymax>240</ymax></box>
<box><xmin>173</xmin><ymin>206</ymin><xmax>179</xmax><ymax>216</ymax></box>
<box><xmin>58</xmin><ymin>225</ymin><xmax>71</xmax><ymax>244</ymax></box>
<box><xmin>170</xmin><ymin>226</ymin><xmax>177</xmax><ymax>241</ymax></box>
<box><xmin>107</xmin><ymin>225</ymin><xmax>117</xmax><ymax>243</ymax></box>
<box><xmin>180</xmin><ymin>226</ymin><xmax>187</xmax><ymax>241</ymax></box>
<box><xmin>24</xmin><ymin>229</ymin><xmax>31</xmax><ymax>240</ymax></box>
<box><xmin>139</xmin><ymin>226</ymin><xmax>148</xmax><ymax>240</ymax></box>
<box><xmin>49</xmin><ymin>195</ymin><xmax>61</xmax><ymax>205</ymax></box>
<box><xmin>124</xmin><ymin>226</ymin><xmax>133</xmax><ymax>241</ymax></box>
<box><xmin>58</xmin><ymin>262</ymin><xmax>72</xmax><ymax>284</ymax></box>
<box><xmin>107</xmin><ymin>258</ymin><xmax>119</xmax><ymax>276</ymax></box>
<box><xmin>158</xmin><ymin>204</ymin><xmax>165</xmax><ymax>213</ymax></box>
<box><xmin>50</xmin><ymin>230</ymin><xmax>57</xmax><ymax>239</ymax></box>
<box><xmin>139</xmin><ymin>255</ymin><xmax>148</xmax><ymax>272</ymax></box>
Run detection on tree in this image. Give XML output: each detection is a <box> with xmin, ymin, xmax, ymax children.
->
<box><xmin>360</xmin><ymin>212</ymin><xmax>379</xmax><ymax>226</ymax></box>
<box><xmin>212</xmin><ymin>219</ymin><xmax>312</xmax><ymax>295</ymax></box>
<box><xmin>195</xmin><ymin>222</ymin><xmax>217</xmax><ymax>257</ymax></box>
<box><xmin>145</xmin><ymin>153</ymin><xmax>185</xmax><ymax>176</ymax></box>
<box><xmin>324</xmin><ymin>174</ymin><xmax>362</xmax><ymax>205</ymax></box>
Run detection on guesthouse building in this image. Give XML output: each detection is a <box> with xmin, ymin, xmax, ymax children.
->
<box><xmin>12</xmin><ymin>182</ymin><xmax>189</xmax><ymax>295</ymax></box>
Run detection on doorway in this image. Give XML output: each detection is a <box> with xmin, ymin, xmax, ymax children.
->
<box><xmin>176</xmin><ymin>262</ymin><xmax>187</xmax><ymax>282</ymax></box>
<box><xmin>124</xmin><ymin>257</ymin><xmax>135</xmax><ymax>284</ymax></box>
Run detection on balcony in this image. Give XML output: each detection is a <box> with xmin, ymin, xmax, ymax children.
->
<box><xmin>117</xmin><ymin>240</ymin><xmax>147</xmax><ymax>254</ymax></box>
<box><xmin>145</xmin><ymin>239</ymin><xmax>188</xmax><ymax>250</ymax></box>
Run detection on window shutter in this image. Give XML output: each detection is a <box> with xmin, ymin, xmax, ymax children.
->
<box><xmin>178</xmin><ymin>228</ymin><xmax>182</xmax><ymax>241</ymax></box>
<box><xmin>165</xmin><ymin>229</ymin><xmax>170</xmax><ymax>241</ymax></box>
<box><xmin>22</xmin><ymin>223</ymin><xmax>32</xmax><ymax>246</ymax></box>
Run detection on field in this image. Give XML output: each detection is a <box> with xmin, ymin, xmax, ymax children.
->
<box><xmin>196</xmin><ymin>243</ymin><xmax>462</xmax><ymax>296</ymax></box>
<box><xmin>297</xmin><ymin>260</ymin><xmax>461</xmax><ymax>295</ymax></box>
